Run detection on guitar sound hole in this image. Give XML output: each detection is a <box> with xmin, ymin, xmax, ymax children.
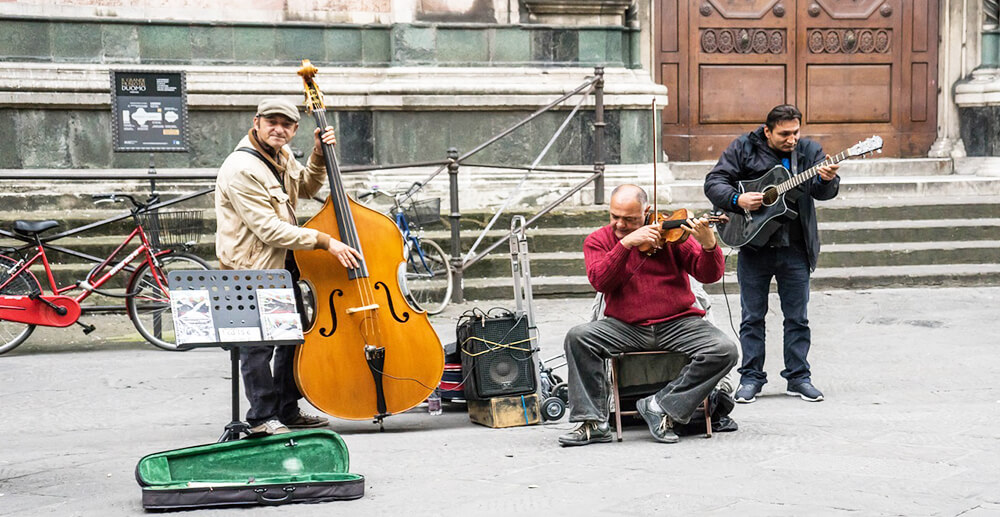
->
<box><xmin>761</xmin><ymin>187</ymin><xmax>779</xmax><ymax>206</ymax></box>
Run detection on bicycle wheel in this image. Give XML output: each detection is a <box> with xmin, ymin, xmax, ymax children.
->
<box><xmin>126</xmin><ymin>251</ymin><xmax>210</xmax><ymax>351</ymax></box>
<box><xmin>403</xmin><ymin>238</ymin><xmax>452</xmax><ymax>315</ymax></box>
<box><xmin>0</xmin><ymin>254</ymin><xmax>40</xmax><ymax>355</ymax></box>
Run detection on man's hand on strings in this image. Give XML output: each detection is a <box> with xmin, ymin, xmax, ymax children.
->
<box><xmin>327</xmin><ymin>238</ymin><xmax>362</xmax><ymax>269</ymax></box>
<box><xmin>681</xmin><ymin>216</ymin><xmax>717</xmax><ymax>250</ymax></box>
<box><xmin>737</xmin><ymin>192</ymin><xmax>764</xmax><ymax>211</ymax></box>
<box><xmin>817</xmin><ymin>154</ymin><xmax>840</xmax><ymax>181</ymax></box>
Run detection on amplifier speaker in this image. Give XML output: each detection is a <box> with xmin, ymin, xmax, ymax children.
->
<box><xmin>457</xmin><ymin>311</ymin><xmax>537</xmax><ymax>400</ymax></box>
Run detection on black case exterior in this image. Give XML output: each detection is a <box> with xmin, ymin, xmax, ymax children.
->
<box><xmin>136</xmin><ymin>429</ymin><xmax>364</xmax><ymax>511</ymax></box>
<box><xmin>140</xmin><ymin>479</ymin><xmax>364</xmax><ymax>511</ymax></box>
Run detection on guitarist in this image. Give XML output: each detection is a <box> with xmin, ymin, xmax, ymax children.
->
<box><xmin>703</xmin><ymin>104</ymin><xmax>839</xmax><ymax>404</ymax></box>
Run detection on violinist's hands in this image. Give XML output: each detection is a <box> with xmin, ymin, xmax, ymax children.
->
<box><xmin>817</xmin><ymin>155</ymin><xmax>839</xmax><ymax>181</ymax></box>
<box><xmin>682</xmin><ymin>217</ymin><xmax>718</xmax><ymax>250</ymax></box>
<box><xmin>327</xmin><ymin>238</ymin><xmax>362</xmax><ymax>269</ymax></box>
<box><xmin>312</xmin><ymin>126</ymin><xmax>336</xmax><ymax>156</ymax></box>
<box><xmin>737</xmin><ymin>192</ymin><xmax>764</xmax><ymax>211</ymax></box>
<box><xmin>619</xmin><ymin>223</ymin><xmax>663</xmax><ymax>250</ymax></box>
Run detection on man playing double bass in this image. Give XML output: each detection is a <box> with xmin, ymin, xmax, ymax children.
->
<box><xmin>215</xmin><ymin>98</ymin><xmax>362</xmax><ymax>436</ymax></box>
<box><xmin>559</xmin><ymin>184</ymin><xmax>738</xmax><ymax>446</ymax></box>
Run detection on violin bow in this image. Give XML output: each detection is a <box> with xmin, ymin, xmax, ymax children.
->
<box><xmin>651</xmin><ymin>98</ymin><xmax>658</xmax><ymax>221</ymax></box>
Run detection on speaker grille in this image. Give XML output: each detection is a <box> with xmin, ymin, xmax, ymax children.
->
<box><xmin>458</xmin><ymin>314</ymin><xmax>536</xmax><ymax>399</ymax></box>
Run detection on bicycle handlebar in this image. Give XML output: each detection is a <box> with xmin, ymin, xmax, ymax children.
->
<box><xmin>91</xmin><ymin>193</ymin><xmax>160</xmax><ymax>211</ymax></box>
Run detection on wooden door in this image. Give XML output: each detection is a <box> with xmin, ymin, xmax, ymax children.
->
<box><xmin>657</xmin><ymin>0</ymin><xmax>938</xmax><ymax>160</ymax></box>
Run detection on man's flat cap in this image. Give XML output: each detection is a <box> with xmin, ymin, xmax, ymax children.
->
<box><xmin>256</xmin><ymin>98</ymin><xmax>300</xmax><ymax>122</ymax></box>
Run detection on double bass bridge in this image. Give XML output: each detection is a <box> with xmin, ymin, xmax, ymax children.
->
<box><xmin>345</xmin><ymin>303</ymin><xmax>379</xmax><ymax>314</ymax></box>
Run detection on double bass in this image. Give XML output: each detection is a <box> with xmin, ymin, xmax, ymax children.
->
<box><xmin>293</xmin><ymin>61</ymin><xmax>444</xmax><ymax>425</ymax></box>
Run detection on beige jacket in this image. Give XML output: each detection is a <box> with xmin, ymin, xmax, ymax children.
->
<box><xmin>215</xmin><ymin>134</ymin><xmax>328</xmax><ymax>270</ymax></box>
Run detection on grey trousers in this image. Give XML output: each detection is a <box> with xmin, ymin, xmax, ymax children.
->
<box><xmin>564</xmin><ymin>316</ymin><xmax>738</xmax><ymax>424</ymax></box>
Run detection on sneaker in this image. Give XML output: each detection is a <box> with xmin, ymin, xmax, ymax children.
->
<box><xmin>734</xmin><ymin>383</ymin><xmax>762</xmax><ymax>404</ymax></box>
<box><xmin>635</xmin><ymin>396</ymin><xmax>679</xmax><ymax>444</ymax></box>
<box><xmin>786</xmin><ymin>381</ymin><xmax>824</xmax><ymax>402</ymax></box>
<box><xmin>557</xmin><ymin>421</ymin><xmax>612</xmax><ymax>447</ymax></box>
<box><xmin>248</xmin><ymin>419</ymin><xmax>290</xmax><ymax>436</ymax></box>
<box><xmin>282</xmin><ymin>409</ymin><xmax>329</xmax><ymax>428</ymax></box>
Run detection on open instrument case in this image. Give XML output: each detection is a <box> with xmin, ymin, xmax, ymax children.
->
<box><xmin>135</xmin><ymin>429</ymin><xmax>364</xmax><ymax>511</ymax></box>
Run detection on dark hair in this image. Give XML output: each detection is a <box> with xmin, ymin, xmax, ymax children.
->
<box><xmin>765</xmin><ymin>104</ymin><xmax>802</xmax><ymax>130</ymax></box>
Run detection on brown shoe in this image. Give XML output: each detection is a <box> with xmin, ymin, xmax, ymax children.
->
<box><xmin>282</xmin><ymin>410</ymin><xmax>329</xmax><ymax>429</ymax></box>
<box><xmin>248</xmin><ymin>419</ymin><xmax>290</xmax><ymax>436</ymax></box>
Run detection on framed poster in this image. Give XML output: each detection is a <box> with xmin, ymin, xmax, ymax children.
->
<box><xmin>110</xmin><ymin>70</ymin><xmax>189</xmax><ymax>152</ymax></box>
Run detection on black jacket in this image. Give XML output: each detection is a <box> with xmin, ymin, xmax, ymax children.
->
<box><xmin>703</xmin><ymin>126</ymin><xmax>840</xmax><ymax>272</ymax></box>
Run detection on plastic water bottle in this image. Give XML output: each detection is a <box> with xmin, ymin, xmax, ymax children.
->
<box><xmin>427</xmin><ymin>388</ymin><xmax>442</xmax><ymax>416</ymax></box>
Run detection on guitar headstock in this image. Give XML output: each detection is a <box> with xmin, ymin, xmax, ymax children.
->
<box><xmin>848</xmin><ymin>135</ymin><xmax>883</xmax><ymax>158</ymax></box>
<box><xmin>297</xmin><ymin>59</ymin><xmax>325</xmax><ymax>114</ymax></box>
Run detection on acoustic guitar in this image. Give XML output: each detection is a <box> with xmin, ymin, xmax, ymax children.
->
<box><xmin>716</xmin><ymin>135</ymin><xmax>883</xmax><ymax>249</ymax></box>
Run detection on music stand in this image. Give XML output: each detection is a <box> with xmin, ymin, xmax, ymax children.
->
<box><xmin>167</xmin><ymin>269</ymin><xmax>304</xmax><ymax>442</ymax></box>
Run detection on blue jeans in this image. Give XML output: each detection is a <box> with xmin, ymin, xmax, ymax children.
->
<box><xmin>564</xmin><ymin>316</ymin><xmax>737</xmax><ymax>425</ymax></box>
<box><xmin>736</xmin><ymin>245</ymin><xmax>812</xmax><ymax>387</ymax></box>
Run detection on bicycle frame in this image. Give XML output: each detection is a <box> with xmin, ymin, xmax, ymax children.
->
<box><xmin>393</xmin><ymin>210</ymin><xmax>434</xmax><ymax>275</ymax></box>
<box><xmin>0</xmin><ymin>224</ymin><xmax>169</xmax><ymax>327</ymax></box>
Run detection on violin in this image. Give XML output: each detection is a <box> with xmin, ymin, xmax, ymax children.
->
<box><xmin>292</xmin><ymin>60</ymin><xmax>444</xmax><ymax>425</ymax></box>
<box><xmin>640</xmin><ymin>99</ymin><xmax>727</xmax><ymax>256</ymax></box>
<box><xmin>637</xmin><ymin>208</ymin><xmax>728</xmax><ymax>255</ymax></box>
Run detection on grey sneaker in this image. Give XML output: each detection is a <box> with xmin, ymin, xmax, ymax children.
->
<box><xmin>249</xmin><ymin>419</ymin><xmax>290</xmax><ymax>436</ymax></box>
<box><xmin>786</xmin><ymin>381</ymin><xmax>824</xmax><ymax>402</ymax></box>
<box><xmin>735</xmin><ymin>383</ymin><xmax>762</xmax><ymax>404</ymax></box>
<box><xmin>635</xmin><ymin>396</ymin><xmax>679</xmax><ymax>444</ymax></box>
<box><xmin>282</xmin><ymin>409</ymin><xmax>329</xmax><ymax>428</ymax></box>
<box><xmin>558</xmin><ymin>421</ymin><xmax>612</xmax><ymax>447</ymax></box>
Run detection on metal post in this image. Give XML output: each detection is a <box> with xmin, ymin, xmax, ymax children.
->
<box><xmin>593</xmin><ymin>66</ymin><xmax>606</xmax><ymax>205</ymax></box>
<box><xmin>447</xmin><ymin>148</ymin><xmax>464</xmax><ymax>304</ymax></box>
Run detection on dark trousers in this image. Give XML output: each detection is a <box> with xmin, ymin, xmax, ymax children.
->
<box><xmin>241</xmin><ymin>258</ymin><xmax>309</xmax><ymax>426</ymax></box>
<box><xmin>564</xmin><ymin>316</ymin><xmax>737</xmax><ymax>425</ymax></box>
<box><xmin>736</xmin><ymin>245</ymin><xmax>812</xmax><ymax>387</ymax></box>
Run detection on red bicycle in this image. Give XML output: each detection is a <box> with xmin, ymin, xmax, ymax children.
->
<box><xmin>0</xmin><ymin>193</ymin><xmax>209</xmax><ymax>354</ymax></box>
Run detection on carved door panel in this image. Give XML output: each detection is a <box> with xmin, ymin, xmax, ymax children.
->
<box><xmin>657</xmin><ymin>0</ymin><xmax>938</xmax><ymax>160</ymax></box>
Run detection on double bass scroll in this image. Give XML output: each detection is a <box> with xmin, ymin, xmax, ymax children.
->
<box><xmin>293</xmin><ymin>60</ymin><xmax>444</xmax><ymax>423</ymax></box>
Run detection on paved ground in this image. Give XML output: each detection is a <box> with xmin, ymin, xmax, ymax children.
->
<box><xmin>1</xmin><ymin>286</ymin><xmax>999</xmax><ymax>516</ymax></box>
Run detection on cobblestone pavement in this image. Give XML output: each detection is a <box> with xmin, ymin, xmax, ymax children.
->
<box><xmin>1</xmin><ymin>287</ymin><xmax>998</xmax><ymax>516</ymax></box>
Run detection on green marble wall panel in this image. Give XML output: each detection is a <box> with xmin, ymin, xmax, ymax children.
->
<box><xmin>618</xmin><ymin>109</ymin><xmax>650</xmax><ymax>164</ymax></box>
<box><xmin>393</xmin><ymin>25</ymin><xmax>435</xmax><ymax>63</ymax></box>
<box><xmin>437</xmin><ymin>28</ymin><xmax>488</xmax><ymax>63</ymax></box>
<box><xmin>361</xmin><ymin>28</ymin><xmax>391</xmax><ymax>64</ymax></box>
<box><xmin>276</xmin><ymin>27</ymin><xmax>324</xmax><ymax>64</ymax></box>
<box><xmin>233</xmin><ymin>27</ymin><xmax>277</xmax><ymax>63</ymax></box>
<box><xmin>139</xmin><ymin>25</ymin><xmax>192</xmax><ymax>63</ymax></box>
<box><xmin>0</xmin><ymin>110</ymin><xmax>21</xmax><ymax>168</ymax></box>
<box><xmin>0</xmin><ymin>19</ymin><xmax>635</xmax><ymax>66</ymax></box>
<box><xmin>0</xmin><ymin>20</ymin><xmax>50</xmax><ymax>60</ymax></box>
<box><xmin>101</xmin><ymin>24</ymin><xmax>140</xmax><ymax>63</ymax></box>
<box><xmin>51</xmin><ymin>22</ymin><xmax>103</xmax><ymax>62</ymax></box>
<box><xmin>325</xmin><ymin>28</ymin><xmax>363</xmax><ymax>63</ymax></box>
<box><xmin>578</xmin><ymin>30</ymin><xmax>607</xmax><ymax>64</ymax></box>
<box><xmin>492</xmin><ymin>28</ymin><xmax>531</xmax><ymax>63</ymax></box>
<box><xmin>191</xmin><ymin>25</ymin><xmax>235</xmax><ymax>64</ymax></box>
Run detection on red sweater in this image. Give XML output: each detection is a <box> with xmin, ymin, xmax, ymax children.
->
<box><xmin>585</xmin><ymin>225</ymin><xmax>725</xmax><ymax>326</ymax></box>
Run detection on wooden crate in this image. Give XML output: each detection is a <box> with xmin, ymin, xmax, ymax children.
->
<box><xmin>467</xmin><ymin>393</ymin><xmax>541</xmax><ymax>428</ymax></box>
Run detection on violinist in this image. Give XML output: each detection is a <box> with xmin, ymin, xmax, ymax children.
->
<box><xmin>215</xmin><ymin>98</ymin><xmax>362</xmax><ymax>436</ymax></box>
<box><xmin>559</xmin><ymin>184</ymin><xmax>738</xmax><ymax>446</ymax></box>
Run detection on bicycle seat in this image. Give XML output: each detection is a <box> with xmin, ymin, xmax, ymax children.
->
<box><xmin>12</xmin><ymin>220</ymin><xmax>59</xmax><ymax>235</ymax></box>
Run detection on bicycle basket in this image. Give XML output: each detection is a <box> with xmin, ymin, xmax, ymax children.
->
<box><xmin>403</xmin><ymin>198</ymin><xmax>442</xmax><ymax>228</ymax></box>
<box><xmin>138</xmin><ymin>209</ymin><xmax>206</xmax><ymax>249</ymax></box>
